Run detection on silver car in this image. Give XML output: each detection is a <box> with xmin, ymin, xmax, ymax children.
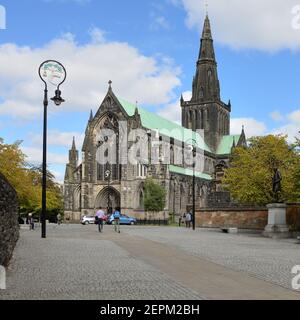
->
<box><xmin>81</xmin><ymin>215</ymin><xmax>95</xmax><ymax>225</ymax></box>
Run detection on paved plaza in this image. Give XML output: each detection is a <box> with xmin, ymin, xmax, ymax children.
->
<box><xmin>1</xmin><ymin>224</ymin><xmax>300</xmax><ymax>300</ymax></box>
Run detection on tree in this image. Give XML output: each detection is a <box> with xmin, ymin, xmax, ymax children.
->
<box><xmin>0</xmin><ymin>138</ymin><xmax>63</xmax><ymax>217</ymax></box>
<box><xmin>291</xmin><ymin>134</ymin><xmax>300</xmax><ymax>200</ymax></box>
<box><xmin>144</xmin><ymin>178</ymin><xmax>166</xmax><ymax>216</ymax></box>
<box><xmin>0</xmin><ymin>138</ymin><xmax>40</xmax><ymax>208</ymax></box>
<box><xmin>222</xmin><ymin>135</ymin><xmax>300</xmax><ymax>205</ymax></box>
<box><xmin>28</xmin><ymin>166</ymin><xmax>63</xmax><ymax>218</ymax></box>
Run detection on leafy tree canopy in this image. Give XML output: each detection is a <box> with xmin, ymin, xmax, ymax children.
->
<box><xmin>222</xmin><ymin>135</ymin><xmax>300</xmax><ymax>205</ymax></box>
<box><xmin>0</xmin><ymin>138</ymin><xmax>63</xmax><ymax>215</ymax></box>
<box><xmin>144</xmin><ymin>178</ymin><xmax>166</xmax><ymax>213</ymax></box>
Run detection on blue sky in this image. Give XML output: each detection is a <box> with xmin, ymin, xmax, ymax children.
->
<box><xmin>0</xmin><ymin>0</ymin><xmax>300</xmax><ymax>182</ymax></box>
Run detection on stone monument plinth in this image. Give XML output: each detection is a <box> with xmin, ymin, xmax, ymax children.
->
<box><xmin>263</xmin><ymin>203</ymin><xmax>291</xmax><ymax>239</ymax></box>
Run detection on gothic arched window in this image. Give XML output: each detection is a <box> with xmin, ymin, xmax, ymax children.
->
<box><xmin>139</xmin><ymin>190</ymin><xmax>144</xmax><ymax>209</ymax></box>
<box><xmin>97</xmin><ymin>113</ymin><xmax>120</xmax><ymax>182</ymax></box>
<box><xmin>200</xmin><ymin>87</ymin><xmax>204</xmax><ymax>99</ymax></box>
<box><xmin>189</xmin><ymin>110</ymin><xmax>193</xmax><ymax>130</ymax></box>
<box><xmin>170</xmin><ymin>145</ymin><xmax>174</xmax><ymax>165</ymax></box>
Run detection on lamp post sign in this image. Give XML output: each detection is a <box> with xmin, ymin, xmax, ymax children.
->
<box><xmin>38</xmin><ymin>60</ymin><xmax>66</xmax><ymax>239</ymax></box>
<box><xmin>40</xmin><ymin>61</ymin><xmax>66</xmax><ymax>87</ymax></box>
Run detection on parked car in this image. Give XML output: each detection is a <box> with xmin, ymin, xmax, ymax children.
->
<box><xmin>107</xmin><ymin>214</ymin><xmax>137</xmax><ymax>225</ymax></box>
<box><xmin>81</xmin><ymin>215</ymin><xmax>96</xmax><ymax>225</ymax></box>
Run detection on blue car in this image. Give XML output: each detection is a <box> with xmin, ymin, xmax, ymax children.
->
<box><xmin>108</xmin><ymin>214</ymin><xmax>137</xmax><ymax>225</ymax></box>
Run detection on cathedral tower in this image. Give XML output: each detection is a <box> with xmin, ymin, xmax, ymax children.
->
<box><xmin>69</xmin><ymin>137</ymin><xmax>78</xmax><ymax>169</ymax></box>
<box><xmin>181</xmin><ymin>15</ymin><xmax>231</xmax><ymax>152</ymax></box>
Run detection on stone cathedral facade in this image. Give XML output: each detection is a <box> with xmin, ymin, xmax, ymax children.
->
<box><xmin>64</xmin><ymin>15</ymin><xmax>246</xmax><ymax>221</ymax></box>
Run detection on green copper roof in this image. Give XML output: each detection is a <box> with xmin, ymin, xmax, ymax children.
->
<box><xmin>169</xmin><ymin>165</ymin><xmax>212</xmax><ymax>181</ymax></box>
<box><xmin>217</xmin><ymin>135</ymin><xmax>241</xmax><ymax>155</ymax></box>
<box><xmin>118</xmin><ymin>97</ymin><xmax>212</xmax><ymax>153</ymax></box>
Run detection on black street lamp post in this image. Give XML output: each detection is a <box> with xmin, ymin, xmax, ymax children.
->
<box><xmin>192</xmin><ymin>145</ymin><xmax>196</xmax><ymax>231</ymax></box>
<box><xmin>105</xmin><ymin>169</ymin><xmax>111</xmax><ymax>214</ymax></box>
<box><xmin>38</xmin><ymin>60</ymin><xmax>66</xmax><ymax>239</ymax></box>
<box><xmin>171</xmin><ymin>175</ymin><xmax>176</xmax><ymax>223</ymax></box>
<box><xmin>186</xmin><ymin>138</ymin><xmax>197</xmax><ymax>231</ymax></box>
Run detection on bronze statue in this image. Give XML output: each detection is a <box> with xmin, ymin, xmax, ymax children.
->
<box><xmin>272</xmin><ymin>168</ymin><xmax>282</xmax><ymax>202</ymax></box>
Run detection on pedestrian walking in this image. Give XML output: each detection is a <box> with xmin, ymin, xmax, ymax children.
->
<box><xmin>185</xmin><ymin>212</ymin><xmax>192</xmax><ymax>228</ymax></box>
<box><xmin>57</xmin><ymin>213</ymin><xmax>62</xmax><ymax>225</ymax></box>
<box><xmin>113</xmin><ymin>208</ymin><xmax>121</xmax><ymax>233</ymax></box>
<box><xmin>28</xmin><ymin>213</ymin><xmax>35</xmax><ymax>230</ymax></box>
<box><xmin>95</xmin><ymin>207</ymin><xmax>106</xmax><ymax>232</ymax></box>
<box><xmin>179</xmin><ymin>214</ymin><xmax>184</xmax><ymax>227</ymax></box>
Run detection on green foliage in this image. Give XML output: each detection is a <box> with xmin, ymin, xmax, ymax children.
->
<box><xmin>144</xmin><ymin>178</ymin><xmax>166</xmax><ymax>213</ymax></box>
<box><xmin>0</xmin><ymin>138</ymin><xmax>63</xmax><ymax>216</ymax></box>
<box><xmin>222</xmin><ymin>135</ymin><xmax>300</xmax><ymax>205</ymax></box>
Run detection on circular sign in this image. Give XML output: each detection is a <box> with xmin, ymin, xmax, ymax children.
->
<box><xmin>39</xmin><ymin>60</ymin><xmax>66</xmax><ymax>87</ymax></box>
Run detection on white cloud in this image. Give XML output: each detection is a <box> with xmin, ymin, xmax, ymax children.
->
<box><xmin>158</xmin><ymin>91</ymin><xmax>192</xmax><ymax>124</ymax></box>
<box><xmin>272</xmin><ymin>123</ymin><xmax>300</xmax><ymax>143</ymax></box>
<box><xmin>150</xmin><ymin>16</ymin><xmax>171</xmax><ymax>31</ymax></box>
<box><xmin>88</xmin><ymin>27</ymin><xmax>106</xmax><ymax>44</ymax></box>
<box><xmin>271</xmin><ymin>108</ymin><xmax>300</xmax><ymax>142</ymax></box>
<box><xmin>288</xmin><ymin>109</ymin><xmax>300</xmax><ymax>124</ymax></box>
<box><xmin>0</xmin><ymin>31</ymin><xmax>181</xmax><ymax>119</ymax></box>
<box><xmin>231</xmin><ymin>118</ymin><xmax>267</xmax><ymax>137</ymax></box>
<box><xmin>51</xmin><ymin>170</ymin><xmax>65</xmax><ymax>184</ymax></box>
<box><xmin>270</xmin><ymin>111</ymin><xmax>284</xmax><ymax>122</ymax></box>
<box><xmin>29</xmin><ymin>131</ymin><xmax>85</xmax><ymax>148</ymax></box>
<box><xmin>22</xmin><ymin>146</ymin><xmax>68</xmax><ymax>165</ymax></box>
<box><xmin>173</xmin><ymin>0</ymin><xmax>300</xmax><ymax>51</ymax></box>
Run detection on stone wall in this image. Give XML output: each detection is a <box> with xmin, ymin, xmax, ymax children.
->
<box><xmin>287</xmin><ymin>203</ymin><xmax>300</xmax><ymax>232</ymax></box>
<box><xmin>0</xmin><ymin>172</ymin><xmax>19</xmax><ymax>267</ymax></box>
<box><xmin>195</xmin><ymin>207</ymin><xmax>268</xmax><ymax>230</ymax></box>
<box><xmin>196</xmin><ymin>204</ymin><xmax>300</xmax><ymax>231</ymax></box>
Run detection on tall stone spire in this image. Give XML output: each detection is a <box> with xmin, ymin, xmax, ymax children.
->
<box><xmin>89</xmin><ymin>109</ymin><xmax>94</xmax><ymax>122</ymax></box>
<box><xmin>181</xmin><ymin>14</ymin><xmax>231</xmax><ymax>152</ymax></box>
<box><xmin>192</xmin><ymin>14</ymin><xmax>220</xmax><ymax>102</ymax></box>
<box><xmin>71</xmin><ymin>136</ymin><xmax>76</xmax><ymax>150</ymax></box>
<box><xmin>69</xmin><ymin>137</ymin><xmax>78</xmax><ymax>167</ymax></box>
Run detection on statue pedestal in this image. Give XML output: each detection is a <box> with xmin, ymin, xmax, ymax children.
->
<box><xmin>263</xmin><ymin>203</ymin><xmax>291</xmax><ymax>239</ymax></box>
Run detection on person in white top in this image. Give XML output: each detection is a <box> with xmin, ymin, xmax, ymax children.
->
<box><xmin>185</xmin><ymin>212</ymin><xmax>192</xmax><ymax>228</ymax></box>
<box><xmin>95</xmin><ymin>207</ymin><xmax>106</xmax><ymax>232</ymax></box>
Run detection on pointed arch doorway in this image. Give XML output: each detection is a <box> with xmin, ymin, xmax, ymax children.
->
<box><xmin>95</xmin><ymin>187</ymin><xmax>120</xmax><ymax>214</ymax></box>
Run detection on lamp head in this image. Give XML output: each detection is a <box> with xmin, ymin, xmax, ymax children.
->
<box><xmin>51</xmin><ymin>89</ymin><xmax>65</xmax><ymax>106</ymax></box>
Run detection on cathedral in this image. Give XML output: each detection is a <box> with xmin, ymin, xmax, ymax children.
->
<box><xmin>63</xmin><ymin>15</ymin><xmax>246</xmax><ymax>221</ymax></box>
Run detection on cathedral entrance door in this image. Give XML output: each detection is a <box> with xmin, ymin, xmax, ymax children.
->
<box><xmin>95</xmin><ymin>187</ymin><xmax>120</xmax><ymax>214</ymax></box>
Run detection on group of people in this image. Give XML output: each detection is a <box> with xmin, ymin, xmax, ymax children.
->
<box><xmin>23</xmin><ymin>213</ymin><xmax>63</xmax><ymax>230</ymax></box>
<box><xmin>179</xmin><ymin>212</ymin><xmax>193</xmax><ymax>228</ymax></box>
<box><xmin>95</xmin><ymin>207</ymin><xmax>121</xmax><ymax>233</ymax></box>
